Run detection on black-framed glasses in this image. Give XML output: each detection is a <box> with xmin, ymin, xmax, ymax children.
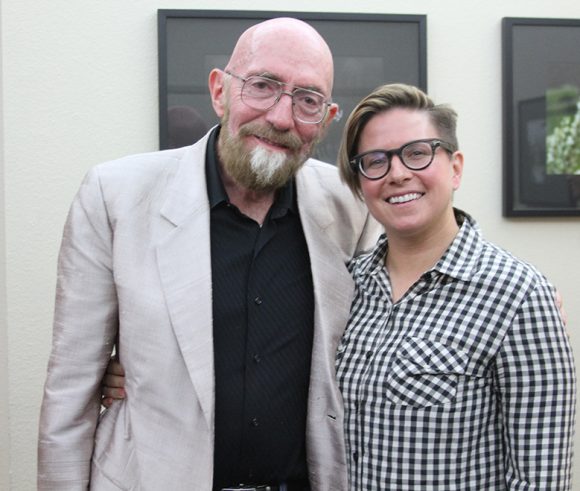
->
<box><xmin>350</xmin><ymin>138</ymin><xmax>455</xmax><ymax>180</ymax></box>
<box><xmin>225</xmin><ymin>71</ymin><xmax>331</xmax><ymax>124</ymax></box>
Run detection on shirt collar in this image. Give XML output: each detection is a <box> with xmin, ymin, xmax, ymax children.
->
<box><xmin>431</xmin><ymin>209</ymin><xmax>483</xmax><ymax>281</ymax></box>
<box><xmin>205</xmin><ymin>125</ymin><xmax>297</xmax><ymax>216</ymax></box>
<box><xmin>205</xmin><ymin>126</ymin><xmax>228</xmax><ymax>208</ymax></box>
<box><xmin>351</xmin><ymin>208</ymin><xmax>483</xmax><ymax>282</ymax></box>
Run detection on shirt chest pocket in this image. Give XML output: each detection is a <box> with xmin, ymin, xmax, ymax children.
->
<box><xmin>385</xmin><ymin>337</ymin><xmax>469</xmax><ymax>407</ymax></box>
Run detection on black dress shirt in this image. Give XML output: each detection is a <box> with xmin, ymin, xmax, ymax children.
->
<box><xmin>206</xmin><ymin>128</ymin><xmax>314</xmax><ymax>490</ymax></box>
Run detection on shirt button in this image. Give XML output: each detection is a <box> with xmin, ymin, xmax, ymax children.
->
<box><xmin>253</xmin><ymin>354</ymin><xmax>261</xmax><ymax>363</ymax></box>
<box><xmin>365</xmin><ymin>351</ymin><xmax>372</xmax><ymax>359</ymax></box>
<box><xmin>352</xmin><ymin>451</ymin><xmax>358</xmax><ymax>462</ymax></box>
<box><xmin>250</xmin><ymin>418</ymin><xmax>259</xmax><ymax>427</ymax></box>
<box><xmin>254</xmin><ymin>296</ymin><xmax>263</xmax><ymax>305</ymax></box>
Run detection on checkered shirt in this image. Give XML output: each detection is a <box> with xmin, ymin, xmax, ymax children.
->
<box><xmin>336</xmin><ymin>210</ymin><xmax>576</xmax><ymax>490</ymax></box>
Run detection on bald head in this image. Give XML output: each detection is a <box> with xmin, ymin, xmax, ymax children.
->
<box><xmin>207</xmin><ymin>17</ymin><xmax>339</xmax><ymax>192</ymax></box>
<box><xmin>225</xmin><ymin>17</ymin><xmax>335</xmax><ymax>94</ymax></box>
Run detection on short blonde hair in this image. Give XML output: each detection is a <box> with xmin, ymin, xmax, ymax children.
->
<box><xmin>338</xmin><ymin>83</ymin><xmax>458</xmax><ymax>198</ymax></box>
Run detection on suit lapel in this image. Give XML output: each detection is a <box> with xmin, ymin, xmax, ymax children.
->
<box><xmin>156</xmin><ymin>138</ymin><xmax>214</xmax><ymax>431</ymax></box>
<box><xmin>296</xmin><ymin>165</ymin><xmax>354</xmax><ymax>484</ymax></box>
<box><xmin>296</xmin><ymin>166</ymin><xmax>354</xmax><ymax>377</ymax></box>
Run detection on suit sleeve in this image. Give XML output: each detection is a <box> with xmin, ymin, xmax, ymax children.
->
<box><xmin>38</xmin><ymin>167</ymin><xmax>119</xmax><ymax>490</ymax></box>
<box><xmin>494</xmin><ymin>280</ymin><xmax>576</xmax><ymax>490</ymax></box>
<box><xmin>354</xmin><ymin>210</ymin><xmax>382</xmax><ymax>255</ymax></box>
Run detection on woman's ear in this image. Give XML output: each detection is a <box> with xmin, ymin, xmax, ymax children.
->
<box><xmin>451</xmin><ymin>150</ymin><xmax>464</xmax><ymax>191</ymax></box>
<box><xmin>208</xmin><ymin>69</ymin><xmax>226</xmax><ymax>118</ymax></box>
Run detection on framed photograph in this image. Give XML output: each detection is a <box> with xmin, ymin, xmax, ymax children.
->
<box><xmin>502</xmin><ymin>17</ymin><xmax>580</xmax><ymax>216</ymax></box>
<box><xmin>158</xmin><ymin>10</ymin><xmax>427</xmax><ymax>166</ymax></box>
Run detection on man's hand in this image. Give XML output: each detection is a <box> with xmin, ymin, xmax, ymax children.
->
<box><xmin>555</xmin><ymin>289</ymin><xmax>569</xmax><ymax>329</ymax></box>
<box><xmin>101</xmin><ymin>358</ymin><xmax>126</xmax><ymax>408</ymax></box>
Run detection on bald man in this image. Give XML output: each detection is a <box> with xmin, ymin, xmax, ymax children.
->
<box><xmin>38</xmin><ymin>18</ymin><xmax>380</xmax><ymax>491</ymax></box>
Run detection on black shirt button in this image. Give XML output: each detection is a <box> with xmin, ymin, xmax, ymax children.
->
<box><xmin>353</xmin><ymin>451</ymin><xmax>358</xmax><ymax>462</ymax></box>
<box><xmin>250</xmin><ymin>417</ymin><xmax>259</xmax><ymax>427</ymax></box>
<box><xmin>253</xmin><ymin>354</ymin><xmax>261</xmax><ymax>363</ymax></box>
<box><xmin>254</xmin><ymin>296</ymin><xmax>263</xmax><ymax>305</ymax></box>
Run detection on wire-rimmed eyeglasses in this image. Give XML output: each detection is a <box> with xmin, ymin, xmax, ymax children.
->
<box><xmin>350</xmin><ymin>138</ymin><xmax>456</xmax><ymax>180</ymax></box>
<box><xmin>225</xmin><ymin>71</ymin><xmax>331</xmax><ymax>124</ymax></box>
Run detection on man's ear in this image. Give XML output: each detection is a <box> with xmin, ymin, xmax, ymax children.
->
<box><xmin>208</xmin><ymin>69</ymin><xmax>226</xmax><ymax>118</ymax></box>
<box><xmin>324</xmin><ymin>102</ymin><xmax>340</xmax><ymax>126</ymax></box>
<box><xmin>451</xmin><ymin>150</ymin><xmax>464</xmax><ymax>191</ymax></box>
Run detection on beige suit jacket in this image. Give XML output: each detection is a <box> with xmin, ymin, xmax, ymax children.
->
<box><xmin>38</xmin><ymin>131</ymin><xmax>380</xmax><ymax>490</ymax></box>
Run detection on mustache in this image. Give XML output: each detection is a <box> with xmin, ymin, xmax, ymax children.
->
<box><xmin>237</xmin><ymin>123</ymin><xmax>303</xmax><ymax>152</ymax></box>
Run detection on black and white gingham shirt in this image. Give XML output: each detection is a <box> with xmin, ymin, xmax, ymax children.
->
<box><xmin>336</xmin><ymin>210</ymin><xmax>576</xmax><ymax>490</ymax></box>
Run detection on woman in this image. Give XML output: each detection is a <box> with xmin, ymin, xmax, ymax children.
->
<box><xmin>336</xmin><ymin>84</ymin><xmax>575</xmax><ymax>490</ymax></box>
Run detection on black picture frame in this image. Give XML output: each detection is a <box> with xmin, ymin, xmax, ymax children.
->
<box><xmin>158</xmin><ymin>10</ymin><xmax>427</xmax><ymax>166</ymax></box>
<box><xmin>502</xmin><ymin>17</ymin><xmax>580</xmax><ymax>216</ymax></box>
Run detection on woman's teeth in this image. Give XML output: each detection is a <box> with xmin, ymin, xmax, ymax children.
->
<box><xmin>388</xmin><ymin>193</ymin><xmax>423</xmax><ymax>204</ymax></box>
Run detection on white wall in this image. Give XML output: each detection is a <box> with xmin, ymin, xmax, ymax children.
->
<box><xmin>1</xmin><ymin>0</ymin><xmax>579</xmax><ymax>489</ymax></box>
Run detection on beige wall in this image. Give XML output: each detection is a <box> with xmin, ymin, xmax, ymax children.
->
<box><xmin>1</xmin><ymin>1</ymin><xmax>10</xmax><ymax>489</ymax></box>
<box><xmin>1</xmin><ymin>0</ymin><xmax>579</xmax><ymax>489</ymax></box>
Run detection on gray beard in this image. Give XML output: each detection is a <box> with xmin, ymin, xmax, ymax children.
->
<box><xmin>249</xmin><ymin>146</ymin><xmax>289</xmax><ymax>188</ymax></box>
<box><xmin>217</xmin><ymin>122</ymin><xmax>315</xmax><ymax>192</ymax></box>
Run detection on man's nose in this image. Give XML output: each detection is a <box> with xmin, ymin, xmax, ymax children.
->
<box><xmin>265</xmin><ymin>92</ymin><xmax>295</xmax><ymax>130</ymax></box>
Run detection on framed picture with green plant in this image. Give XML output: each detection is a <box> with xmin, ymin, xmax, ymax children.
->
<box><xmin>503</xmin><ymin>17</ymin><xmax>580</xmax><ymax>216</ymax></box>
